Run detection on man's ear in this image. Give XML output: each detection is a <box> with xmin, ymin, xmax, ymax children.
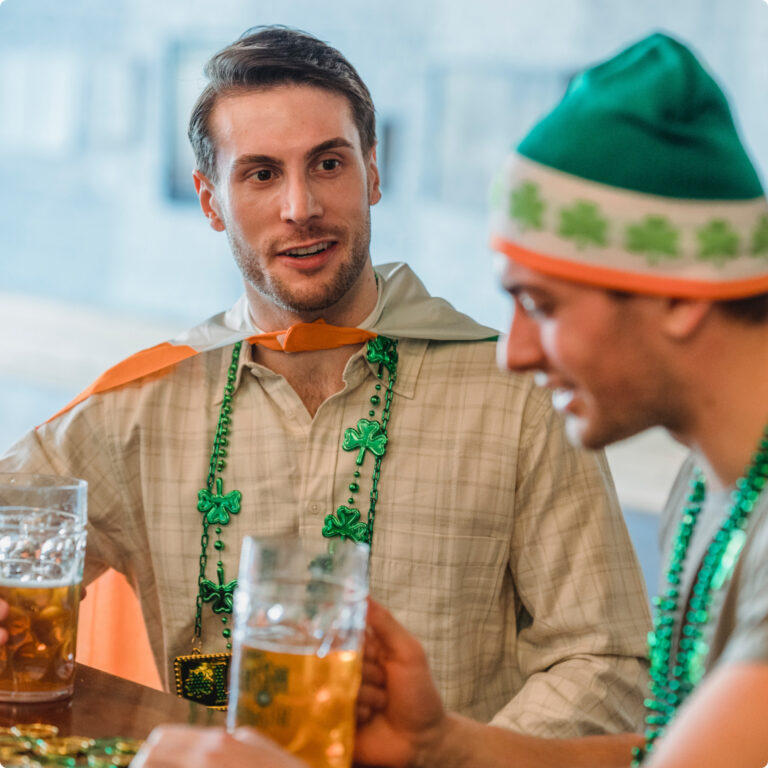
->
<box><xmin>661</xmin><ymin>298</ymin><xmax>714</xmax><ymax>340</ymax></box>
<box><xmin>367</xmin><ymin>145</ymin><xmax>382</xmax><ymax>206</ymax></box>
<box><xmin>193</xmin><ymin>170</ymin><xmax>226</xmax><ymax>232</ymax></box>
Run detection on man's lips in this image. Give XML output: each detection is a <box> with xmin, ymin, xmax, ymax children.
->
<box><xmin>533</xmin><ymin>372</ymin><xmax>578</xmax><ymax>414</ymax></box>
<box><xmin>551</xmin><ymin>388</ymin><xmax>576</xmax><ymax>413</ymax></box>
<box><xmin>276</xmin><ymin>239</ymin><xmax>337</xmax><ymax>258</ymax></box>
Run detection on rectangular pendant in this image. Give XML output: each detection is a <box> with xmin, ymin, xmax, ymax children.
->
<box><xmin>173</xmin><ymin>651</ymin><xmax>231</xmax><ymax>709</ymax></box>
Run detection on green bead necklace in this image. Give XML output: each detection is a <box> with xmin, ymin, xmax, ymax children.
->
<box><xmin>321</xmin><ymin>334</ymin><xmax>398</xmax><ymax>548</ymax></box>
<box><xmin>632</xmin><ymin>425</ymin><xmax>768</xmax><ymax>766</ymax></box>
<box><xmin>175</xmin><ymin>335</ymin><xmax>398</xmax><ymax>708</ymax></box>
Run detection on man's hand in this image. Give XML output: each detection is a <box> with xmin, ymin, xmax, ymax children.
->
<box><xmin>0</xmin><ymin>599</ymin><xmax>8</xmax><ymax>645</ymax></box>
<box><xmin>354</xmin><ymin>599</ymin><xmax>448</xmax><ymax>768</ymax></box>
<box><xmin>131</xmin><ymin>725</ymin><xmax>306</xmax><ymax>768</ymax></box>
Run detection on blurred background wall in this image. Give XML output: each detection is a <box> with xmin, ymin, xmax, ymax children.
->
<box><xmin>1</xmin><ymin>0</ymin><xmax>767</xmax><ymax>593</ymax></box>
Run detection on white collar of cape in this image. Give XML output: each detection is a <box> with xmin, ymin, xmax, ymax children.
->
<box><xmin>172</xmin><ymin>262</ymin><xmax>498</xmax><ymax>352</ymax></box>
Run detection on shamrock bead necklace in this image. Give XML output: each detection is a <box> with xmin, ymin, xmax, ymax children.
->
<box><xmin>191</xmin><ymin>335</ymin><xmax>398</xmax><ymax>651</ymax></box>
<box><xmin>632</xmin><ymin>424</ymin><xmax>768</xmax><ymax>766</ymax></box>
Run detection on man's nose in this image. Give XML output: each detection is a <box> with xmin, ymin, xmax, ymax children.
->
<box><xmin>281</xmin><ymin>175</ymin><xmax>323</xmax><ymax>224</ymax></box>
<box><xmin>500</xmin><ymin>304</ymin><xmax>548</xmax><ymax>373</ymax></box>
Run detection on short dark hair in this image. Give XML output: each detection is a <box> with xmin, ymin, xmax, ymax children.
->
<box><xmin>188</xmin><ymin>25</ymin><xmax>377</xmax><ymax>182</ymax></box>
<box><xmin>608</xmin><ymin>288</ymin><xmax>768</xmax><ymax>324</ymax></box>
<box><xmin>717</xmin><ymin>292</ymin><xmax>768</xmax><ymax>324</ymax></box>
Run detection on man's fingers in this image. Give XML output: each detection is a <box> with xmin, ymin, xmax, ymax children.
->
<box><xmin>362</xmin><ymin>659</ymin><xmax>385</xmax><ymax>687</ymax></box>
<box><xmin>366</xmin><ymin>599</ymin><xmax>426</xmax><ymax>661</ymax></box>
<box><xmin>356</xmin><ymin>703</ymin><xmax>372</xmax><ymax>724</ymax></box>
<box><xmin>357</xmin><ymin>682</ymin><xmax>388</xmax><ymax>712</ymax></box>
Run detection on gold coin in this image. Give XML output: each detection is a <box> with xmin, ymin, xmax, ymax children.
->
<box><xmin>11</xmin><ymin>723</ymin><xmax>59</xmax><ymax>740</ymax></box>
<box><xmin>87</xmin><ymin>751</ymin><xmax>133</xmax><ymax>767</ymax></box>
<box><xmin>35</xmin><ymin>736</ymin><xmax>95</xmax><ymax>756</ymax></box>
<box><xmin>0</xmin><ymin>744</ymin><xmax>30</xmax><ymax>760</ymax></box>
<box><xmin>0</xmin><ymin>732</ymin><xmax>29</xmax><ymax>748</ymax></box>
<box><xmin>1</xmin><ymin>757</ymin><xmax>44</xmax><ymax>768</ymax></box>
<box><xmin>114</xmin><ymin>738</ymin><xmax>143</xmax><ymax>754</ymax></box>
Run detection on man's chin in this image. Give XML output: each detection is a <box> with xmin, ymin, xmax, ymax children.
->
<box><xmin>563</xmin><ymin>414</ymin><xmax>611</xmax><ymax>451</ymax></box>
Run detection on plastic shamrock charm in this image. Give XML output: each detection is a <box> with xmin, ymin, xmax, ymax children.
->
<box><xmin>200</xmin><ymin>563</ymin><xmax>238</xmax><ymax>614</ymax></box>
<box><xmin>697</xmin><ymin>219</ymin><xmax>740</xmax><ymax>265</ymax></box>
<box><xmin>322</xmin><ymin>505</ymin><xmax>370</xmax><ymax>543</ymax></box>
<box><xmin>342</xmin><ymin>418</ymin><xmax>388</xmax><ymax>465</ymax></box>
<box><xmin>625</xmin><ymin>215</ymin><xmax>680</xmax><ymax>263</ymax></box>
<box><xmin>197</xmin><ymin>476</ymin><xmax>242</xmax><ymax>526</ymax></box>
<box><xmin>366</xmin><ymin>335</ymin><xmax>398</xmax><ymax>374</ymax></box>
<box><xmin>558</xmin><ymin>200</ymin><xmax>608</xmax><ymax>248</ymax></box>
<box><xmin>752</xmin><ymin>214</ymin><xmax>768</xmax><ymax>257</ymax></box>
<box><xmin>510</xmin><ymin>181</ymin><xmax>546</xmax><ymax>231</ymax></box>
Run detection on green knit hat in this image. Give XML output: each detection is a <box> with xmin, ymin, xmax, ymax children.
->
<box><xmin>490</xmin><ymin>32</ymin><xmax>768</xmax><ymax>298</ymax></box>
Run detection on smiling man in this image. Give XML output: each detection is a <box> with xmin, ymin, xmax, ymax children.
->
<box><xmin>343</xmin><ymin>32</ymin><xmax>768</xmax><ymax>768</ymax></box>
<box><xmin>0</xmin><ymin>26</ymin><xmax>649</xmax><ymax>732</ymax></box>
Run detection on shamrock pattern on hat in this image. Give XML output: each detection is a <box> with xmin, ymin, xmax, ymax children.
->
<box><xmin>625</xmin><ymin>216</ymin><xmax>680</xmax><ymax>264</ymax></box>
<box><xmin>697</xmin><ymin>220</ymin><xmax>740</xmax><ymax>267</ymax></box>
<box><xmin>558</xmin><ymin>201</ymin><xmax>609</xmax><ymax>248</ymax></box>
<box><xmin>510</xmin><ymin>181</ymin><xmax>546</xmax><ymax>231</ymax></box>
<box><xmin>501</xmin><ymin>177</ymin><xmax>768</xmax><ymax>269</ymax></box>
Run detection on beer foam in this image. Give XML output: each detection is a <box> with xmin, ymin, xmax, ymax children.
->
<box><xmin>0</xmin><ymin>575</ymin><xmax>80</xmax><ymax>589</ymax></box>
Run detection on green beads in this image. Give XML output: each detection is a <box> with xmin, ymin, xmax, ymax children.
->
<box><xmin>194</xmin><ymin>342</ymin><xmax>244</xmax><ymax>651</ymax></box>
<box><xmin>322</xmin><ymin>336</ymin><xmax>398</xmax><ymax>553</ymax></box>
<box><xmin>637</xmin><ymin>424</ymin><xmax>768</xmax><ymax>763</ymax></box>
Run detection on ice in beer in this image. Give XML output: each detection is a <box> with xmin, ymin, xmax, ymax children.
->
<box><xmin>0</xmin><ymin>580</ymin><xmax>81</xmax><ymax>701</ymax></box>
<box><xmin>0</xmin><ymin>487</ymin><xmax>88</xmax><ymax>703</ymax></box>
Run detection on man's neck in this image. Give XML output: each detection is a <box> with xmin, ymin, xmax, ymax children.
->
<box><xmin>244</xmin><ymin>264</ymin><xmax>379</xmax><ymax>416</ymax></box>
<box><xmin>672</xmin><ymin>318</ymin><xmax>768</xmax><ymax>490</ymax></box>
<box><xmin>252</xmin><ymin>343</ymin><xmax>366</xmax><ymax>418</ymax></box>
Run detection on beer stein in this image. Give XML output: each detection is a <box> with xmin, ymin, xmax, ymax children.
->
<box><xmin>228</xmin><ymin>536</ymin><xmax>369</xmax><ymax>768</ymax></box>
<box><xmin>0</xmin><ymin>474</ymin><xmax>87</xmax><ymax>702</ymax></box>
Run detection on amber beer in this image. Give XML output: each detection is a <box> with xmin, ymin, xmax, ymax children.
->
<box><xmin>0</xmin><ymin>579</ymin><xmax>81</xmax><ymax>701</ymax></box>
<box><xmin>231</xmin><ymin>643</ymin><xmax>362</xmax><ymax>768</ymax></box>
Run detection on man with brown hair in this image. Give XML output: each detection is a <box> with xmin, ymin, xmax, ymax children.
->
<box><xmin>136</xmin><ymin>31</ymin><xmax>768</xmax><ymax>768</ymax></box>
<box><xmin>0</xmin><ymin>26</ymin><xmax>648</xmax><ymax>736</ymax></box>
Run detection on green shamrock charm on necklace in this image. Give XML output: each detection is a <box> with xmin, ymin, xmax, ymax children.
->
<box><xmin>197</xmin><ymin>476</ymin><xmax>242</xmax><ymax>525</ymax></box>
<box><xmin>322</xmin><ymin>505</ymin><xmax>370</xmax><ymax>543</ymax></box>
<box><xmin>366</xmin><ymin>335</ymin><xmax>399</xmax><ymax>372</ymax></box>
<box><xmin>342</xmin><ymin>418</ymin><xmax>388</xmax><ymax>465</ymax></box>
<box><xmin>200</xmin><ymin>562</ymin><xmax>238</xmax><ymax>615</ymax></box>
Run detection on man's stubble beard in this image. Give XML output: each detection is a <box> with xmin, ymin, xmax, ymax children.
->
<box><xmin>228</xmin><ymin>213</ymin><xmax>372</xmax><ymax>315</ymax></box>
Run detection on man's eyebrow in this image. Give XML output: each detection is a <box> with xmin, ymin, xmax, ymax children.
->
<box><xmin>233</xmin><ymin>153</ymin><xmax>281</xmax><ymax>169</ymax></box>
<box><xmin>232</xmin><ymin>138</ymin><xmax>355</xmax><ymax>172</ymax></box>
<box><xmin>306</xmin><ymin>137</ymin><xmax>354</xmax><ymax>158</ymax></box>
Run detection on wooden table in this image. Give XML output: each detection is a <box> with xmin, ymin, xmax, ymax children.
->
<box><xmin>0</xmin><ymin>664</ymin><xmax>225</xmax><ymax>739</ymax></box>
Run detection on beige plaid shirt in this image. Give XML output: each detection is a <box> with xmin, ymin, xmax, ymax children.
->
<box><xmin>1</xmin><ymin>286</ymin><xmax>650</xmax><ymax>736</ymax></box>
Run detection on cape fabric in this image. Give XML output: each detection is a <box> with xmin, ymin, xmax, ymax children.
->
<box><xmin>45</xmin><ymin>262</ymin><xmax>498</xmax><ymax>424</ymax></box>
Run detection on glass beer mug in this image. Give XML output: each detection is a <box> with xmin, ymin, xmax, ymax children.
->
<box><xmin>228</xmin><ymin>537</ymin><xmax>369</xmax><ymax>768</ymax></box>
<box><xmin>0</xmin><ymin>474</ymin><xmax>87</xmax><ymax>702</ymax></box>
